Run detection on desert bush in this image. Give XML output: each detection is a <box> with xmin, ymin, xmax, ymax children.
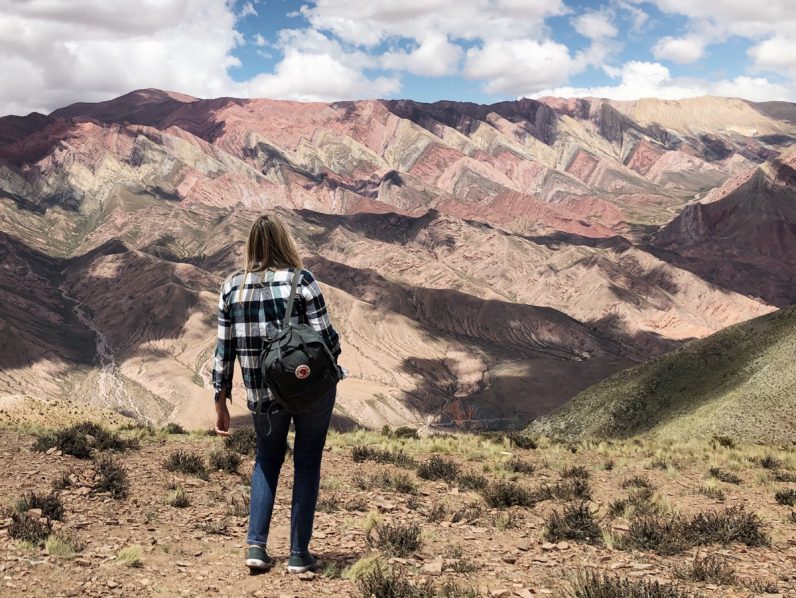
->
<box><xmin>417</xmin><ymin>456</ymin><xmax>460</xmax><ymax>482</ymax></box>
<box><xmin>163</xmin><ymin>450</ymin><xmax>208</xmax><ymax>479</ymax></box>
<box><xmin>774</xmin><ymin>470</ymin><xmax>796</xmax><ymax>482</ymax></box>
<box><xmin>392</xmin><ymin>426</ymin><xmax>419</xmax><ymax>440</ymax></box>
<box><xmin>567</xmin><ymin>571</ymin><xmax>696</xmax><ymax>598</ymax></box>
<box><xmin>16</xmin><ymin>491</ymin><xmax>65</xmax><ymax>521</ymax></box>
<box><xmin>687</xmin><ymin>506</ymin><xmax>769</xmax><ymax>547</ymax></box>
<box><xmin>351</xmin><ymin>446</ymin><xmax>416</xmax><ymax>468</ymax></box>
<box><xmin>450</xmin><ymin>502</ymin><xmax>484</xmax><ymax>524</ymax></box>
<box><xmin>545</xmin><ymin>502</ymin><xmax>603</xmax><ymax>544</ymax></box>
<box><xmin>166</xmin><ymin>486</ymin><xmax>190</xmax><ymax>508</ymax></box>
<box><xmin>698</xmin><ymin>485</ymin><xmax>726</xmax><ymax>502</ymax></box>
<box><xmin>377</xmin><ymin>471</ymin><xmax>417</xmax><ymax>494</ymax></box>
<box><xmin>45</xmin><ymin>531</ymin><xmax>86</xmax><ymax>559</ymax></box>
<box><xmin>33</xmin><ymin>421</ymin><xmax>138</xmax><ymax>459</ymax></box>
<box><xmin>536</xmin><ymin>478</ymin><xmax>592</xmax><ymax>502</ymax></box>
<box><xmin>492</xmin><ymin>510</ymin><xmax>522</xmax><ymax>530</ymax></box>
<box><xmin>611</xmin><ymin>488</ymin><xmax>669</xmax><ymax>518</ymax></box>
<box><xmin>224</xmin><ymin>428</ymin><xmax>257</xmax><ymax>456</ymax></box>
<box><xmin>316</xmin><ymin>493</ymin><xmax>341</xmax><ymax>513</ymax></box>
<box><xmin>674</xmin><ymin>554</ymin><xmax>735</xmax><ymax>584</ymax></box>
<box><xmin>197</xmin><ymin>520</ymin><xmax>229</xmax><ymax>535</ymax></box>
<box><xmin>602</xmin><ymin>459</ymin><xmax>615</xmax><ymax>471</ymax></box>
<box><xmin>503</xmin><ymin>457</ymin><xmax>535</xmax><ymax>474</ymax></box>
<box><xmin>457</xmin><ymin>471</ymin><xmax>487</xmax><ymax>491</ymax></box>
<box><xmin>561</xmin><ymin>465</ymin><xmax>590</xmax><ymax>480</ymax></box>
<box><xmin>758</xmin><ymin>454</ymin><xmax>782</xmax><ymax>470</ymax></box>
<box><xmin>208</xmin><ymin>449</ymin><xmax>241</xmax><ymax>473</ymax></box>
<box><xmin>366</xmin><ymin>522</ymin><xmax>422</xmax><ymax>556</ymax></box>
<box><xmin>481</xmin><ymin>480</ymin><xmax>536</xmax><ymax>508</ymax></box>
<box><xmin>357</xmin><ymin>563</ymin><xmax>434</xmax><ymax>597</ymax></box>
<box><xmin>507</xmin><ymin>433</ymin><xmax>538</xmax><ymax>450</ymax></box>
<box><xmin>708</xmin><ymin>467</ymin><xmax>741</xmax><ymax>485</ymax></box>
<box><xmin>711</xmin><ymin>435</ymin><xmax>736</xmax><ymax>449</ymax></box>
<box><xmin>117</xmin><ymin>545</ymin><xmax>143</xmax><ymax>567</ymax></box>
<box><xmin>162</xmin><ymin>422</ymin><xmax>187</xmax><ymax>435</ymax></box>
<box><xmin>93</xmin><ymin>454</ymin><xmax>130</xmax><ymax>499</ymax></box>
<box><xmin>52</xmin><ymin>471</ymin><xmax>75</xmax><ymax>491</ymax></box>
<box><xmin>623</xmin><ymin>515</ymin><xmax>692</xmax><ymax>555</ymax></box>
<box><xmin>622</xmin><ymin>475</ymin><xmax>652</xmax><ymax>489</ymax></box>
<box><xmin>8</xmin><ymin>511</ymin><xmax>52</xmax><ymax>544</ymax></box>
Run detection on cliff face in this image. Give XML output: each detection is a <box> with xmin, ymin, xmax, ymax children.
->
<box><xmin>0</xmin><ymin>90</ymin><xmax>792</xmax><ymax>429</ymax></box>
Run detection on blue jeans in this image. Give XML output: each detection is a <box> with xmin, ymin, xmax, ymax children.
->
<box><xmin>246</xmin><ymin>388</ymin><xmax>336</xmax><ymax>556</ymax></box>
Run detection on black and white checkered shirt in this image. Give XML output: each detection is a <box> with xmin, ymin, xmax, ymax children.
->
<box><xmin>212</xmin><ymin>267</ymin><xmax>341</xmax><ymax>411</ymax></box>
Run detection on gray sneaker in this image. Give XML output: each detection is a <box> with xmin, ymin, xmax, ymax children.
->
<box><xmin>287</xmin><ymin>553</ymin><xmax>320</xmax><ymax>573</ymax></box>
<box><xmin>245</xmin><ymin>545</ymin><xmax>274</xmax><ymax>570</ymax></box>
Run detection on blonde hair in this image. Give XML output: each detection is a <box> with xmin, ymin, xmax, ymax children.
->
<box><xmin>238</xmin><ymin>214</ymin><xmax>302</xmax><ymax>299</ymax></box>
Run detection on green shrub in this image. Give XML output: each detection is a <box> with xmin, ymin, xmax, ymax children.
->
<box><xmin>417</xmin><ymin>456</ymin><xmax>460</xmax><ymax>482</ymax></box>
<box><xmin>457</xmin><ymin>471</ymin><xmax>488</xmax><ymax>491</ymax></box>
<box><xmin>163</xmin><ymin>450</ymin><xmax>208</xmax><ymax>479</ymax></box>
<box><xmin>94</xmin><ymin>455</ymin><xmax>130</xmax><ymax>499</ymax></box>
<box><xmin>561</xmin><ymin>465</ymin><xmax>590</xmax><ymax>480</ymax></box>
<box><xmin>775</xmin><ymin>489</ymin><xmax>796</xmax><ymax>506</ymax></box>
<box><xmin>392</xmin><ymin>426</ymin><xmax>419</xmax><ymax>440</ymax></box>
<box><xmin>481</xmin><ymin>480</ymin><xmax>536</xmax><ymax>508</ymax></box>
<box><xmin>366</xmin><ymin>522</ymin><xmax>422</xmax><ymax>556</ymax></box>
<box><xmin>33</xmin><ymin>421</ymin><xmax>138</xmax><ymax>459</ymax></box>
<box><xmin>674</xmin><ymin>554</ymin><xmax>736</xmax><ymax>584</ymax></box>
<box><xmin>507</xmin><ymin>433</ymin><xmax>537</xmax><ymax>450</ymax></box>
<box><xmin>224</xmin><ymin>428</ymin><xmax>257</xmax><ymax>456</ymax></box>
<box><xmin>567</xmin><ymin>571</ymin><xmax>696</xmax><ymax>598</ymax></box>
<box><xmin>162</xmin><ymin>423</ymin><xmax>187</xmax><ymax>435</ymax></box>
<box><xmin>8</xmin><ymin>511</ymin><xmax>52</xmax><ymax>544</ymax></box>
<box><xmin>165</xmin><ymin>486</ymin><xmax>190</xmax><ymax>508</ymax></box>
<box><xmin>16</xmin><ymin>491</ymin><xmax>65</xmax><ymax>521</ymax></box>
<box><xmin>357</xmin><ymin>563</ymin><xmax>434</xmax><ymax>598</ymax></box>
<box><xmin>708</xmin><ymin>467</ymin><xmax>741</xmax><ymax>485</ymax></box>
<box><xmin>503</xmin><ymin>457</ymin><xmax>535</xmax><ymax>474</ymax></box>
<box><xmin>208</xmin><ymin>449</ymin><xmax>241</xmax><ymax>473</ymax></box>
<box><xmin>545</xmin><ymin>502</ymin><xmax>603</xmax><ymax>545</ymax></box>
<box><xmin>351</xmin><ymin>446</ymin><xmax>416</xmax><ymax>468</ymax></box>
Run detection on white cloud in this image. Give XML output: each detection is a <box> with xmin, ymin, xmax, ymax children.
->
<box><xmin>0</xmin><ymin>0</ymin><xmax>243</xmax><ymax>115</ymax></box>
<box><xmin>381</xmin><ymin>33</ymin><xmax>462</xmax><ymax>77</ymax></box>
<box><xmin>464</xmin><ymin>39</ymin><xmax>577</xmax><ymax>95</ymax></box>
<box><xmin>253</xmin><ymin>33</ymin><xmax>267</xmax><ymax>47</ymax></box>
<box><xmin>573</xmin><ymin>11</ymin><xmax>618</xmax><ymax>40</ymax></box>
<box><xmin>239</xmin><ymin>2</ymin><xmax>257</xmax><ymax>18</ymax></box>
<box><xmin>300</xmin><ymin>0</ymin><xmax>568</xmax><ymax>46</ymax></box>
<box><xmin>536</xmin><ymin>60</ymin><xmax>793</xmax><ymax>101</ymax></box>
<box><xmin>748</xmin><ymin>35</ymin><xmax>796</xmax><ymax>72</ymax></box>
<box><xmin>652</xmin><ymin>36</ymin><xmax>706</xmax><ymax>63</ymax></box>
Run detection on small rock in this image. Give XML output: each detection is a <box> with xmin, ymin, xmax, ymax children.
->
<box><xmin>45</xmin><ymin>448</ymin><xmax>56</xmax><ymax>456</ymax></box>
<box><xmin>540</xmin><ymin>543</ymin><xmax>556</xmax><ymax>551</ymax></box>
<box><xmin>298</xmin><ymin>571</ymin><xmax>315</xmax><ymax>581</ymax></box>
<box><xmin>422</xmin><ymin>558</ymin><xmax>443</xmax><ymax>575</ymax></box>
<box><xmin>556</xmin><ymin>542</ymin><xmax>569</xmax><ymax>550</ymax></box>
<box><xmin>106</xmin><ymin>580</ymin><xmax>119</xmax><ymax>589</ymax></box>
<box><xmin>502</xmin><ymin>555</ymin><xmax>517</xmax><ymax>564</ymax></box>
<box><xmin>490</xmin><ymin>590</ymin><xmax>509</xmax><ymax>597</ymax></box>
<box><xmin>26</xmin><ymin>509</ymin><xmax>43</xmax><ymax>519</ymax></box>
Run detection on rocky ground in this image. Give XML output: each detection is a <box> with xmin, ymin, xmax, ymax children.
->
<box><xmin>1</xmin><ymin>422</ymin><xmax>795</xmax><ymax>598</ymax></box>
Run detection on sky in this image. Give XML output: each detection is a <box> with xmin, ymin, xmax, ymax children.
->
<box><xmin>0</xmin><ymin>0</ymin><xmax>795</xmax><ymax>116</ymax></box>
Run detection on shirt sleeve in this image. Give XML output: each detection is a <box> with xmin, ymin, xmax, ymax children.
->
<box><xmin>300</xmin><ymin>269</ymin><xmax>342</xmax><ymax>359</ymax></box>
<box><xmin>212</xmin><ymin>283</ymin><xmax>237</xmax><ymax>394</ymax></box>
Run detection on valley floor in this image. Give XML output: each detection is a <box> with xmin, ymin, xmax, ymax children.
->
<box><xmin>1</xmin><ymin>425</ymin><xmax>795</xmax><ymax>597</ymax></box>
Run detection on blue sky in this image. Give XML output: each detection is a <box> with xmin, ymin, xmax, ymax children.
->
<box><xmin>0</xmin><ymin>0</ymin><xmax>794</xmax><ymax>115</ymax></box>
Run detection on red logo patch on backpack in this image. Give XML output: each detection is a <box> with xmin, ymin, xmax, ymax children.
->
<box><xmin>295</xmin><ymin>364</ymin><xmax>311</xmax><ymax>379</ymax></box>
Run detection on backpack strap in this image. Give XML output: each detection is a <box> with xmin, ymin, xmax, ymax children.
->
<box><xmin>282</xmin><ymin>268</ymin><xmax>303</xmax><ymax>329</ymax></box>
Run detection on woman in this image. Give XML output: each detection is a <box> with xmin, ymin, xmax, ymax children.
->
<box><xmin>211</xmin><ymin>213</ymin><xmax>342</xmax><ymax>574</ymax></box>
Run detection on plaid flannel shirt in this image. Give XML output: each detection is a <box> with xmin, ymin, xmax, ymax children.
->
<box><xmin>212</xmin><ymin>267</ymin><xmax>342</xmax><ymax>411</ymax></box>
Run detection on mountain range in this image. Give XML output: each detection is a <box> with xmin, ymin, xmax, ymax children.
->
<box><xmin>0</xmin><ymin>89</ymin><xmax>793</xmax><ymax>430</ymax></box>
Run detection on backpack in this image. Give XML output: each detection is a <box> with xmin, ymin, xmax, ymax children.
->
<box><xmin>257</xmin><ymin>268</ymin><xmax>341</xmax><ymax>415</ymax></box>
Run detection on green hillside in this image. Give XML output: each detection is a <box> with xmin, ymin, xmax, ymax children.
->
<box><xmin>526</xmin><ymin>305</ymin><xmax>796</xmax><ymax>443</ymax></box>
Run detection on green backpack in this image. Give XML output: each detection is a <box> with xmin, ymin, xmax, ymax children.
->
<box><xmin>258</xmin><ymin>268</ymin><xmax>341</xmax><ymax>415</ymax></box>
